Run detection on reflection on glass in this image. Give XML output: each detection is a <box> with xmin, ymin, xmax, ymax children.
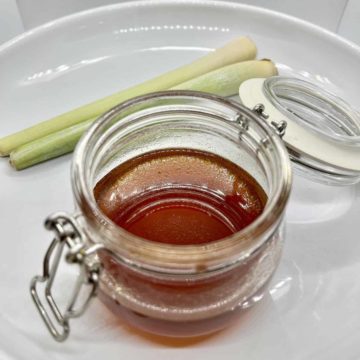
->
<box><xmin>287</xmin><ymin>173</ymin><xmax>356</xmax><ymax>224</ymax></box>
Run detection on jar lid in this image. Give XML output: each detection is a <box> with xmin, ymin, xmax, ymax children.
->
<box><xmin>239</xmin><ymin>76</ymin><xmax>360</xmax><ymax>185</ymax></box>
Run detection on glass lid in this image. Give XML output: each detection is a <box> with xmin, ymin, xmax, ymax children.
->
<box><xmin>239</xmin><ymin>76</ymin><xmax>360</xmax><ymax>185</ymax></box>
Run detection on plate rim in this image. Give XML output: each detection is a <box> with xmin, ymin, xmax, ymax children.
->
<box><xmin>1</xmin><ymin>0</ymin><xmax>360</xmax><ymax>58</ymax></box>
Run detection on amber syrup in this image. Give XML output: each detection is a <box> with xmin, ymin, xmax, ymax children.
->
<box><xmin>94</xmin><ymin>149</ymin><xmax>267</xmax><ymax>337</ymax></box>
<box><xmin>94</xmin><ymin>149</ymin><xmax>267</xmax><ymax>244</ymax></box>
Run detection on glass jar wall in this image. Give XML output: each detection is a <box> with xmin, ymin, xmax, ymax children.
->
<box><xmin>70</xmin><ymin>91</ymin><xmax>292</xmax><ymax>337</ymax></box>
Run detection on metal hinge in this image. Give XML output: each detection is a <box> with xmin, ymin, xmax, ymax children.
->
<box><xmin>30</xmin><ymin>212</ymin><xmax>101</xmax><ymax>342</ymax></box>
<box><xmin>252</xmin><ymin>103</ymin><xmax>287</xmax><ymax>138</ymax></box>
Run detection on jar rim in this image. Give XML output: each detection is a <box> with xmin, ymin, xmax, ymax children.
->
<box><xmin>264</xmin><ymin>77</ymin><xmax>360</xmax><ymax>144</ymax></box>
<box><xmin>71</xmin><ymin>90</ymin><xmax>292</xmax><ymax>273</ymax></box>
<box><xmin>240</xmin><ymin>76</ymin><xmax>360</xmax><ymax>184</ymax></box>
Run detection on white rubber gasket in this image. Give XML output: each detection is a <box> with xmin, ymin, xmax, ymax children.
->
<box><xmin>239</xmin><ymin>78</ymin><xmax>360</xmax><ymax>172</ymax></box>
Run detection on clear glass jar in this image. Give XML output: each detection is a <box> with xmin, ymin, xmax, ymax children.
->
<box><xmin>240</xmin><ymin>76</ymin><xmax>360</xmax><ymax>185</ymax></box>
<box><xmin>31</xmin><ymin>91</ymin><xmax>292</xmax><ymax>341</ymax></box>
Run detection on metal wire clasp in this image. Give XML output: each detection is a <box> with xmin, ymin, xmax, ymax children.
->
<box><xmin>30</xmin><ymin>212</ymin><xmax>101</xmax><ymax>342</ymax></box>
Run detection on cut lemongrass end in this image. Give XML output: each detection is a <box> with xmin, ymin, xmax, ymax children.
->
<box><xmin>9</xmin><ymin>119</ymin><xmax>93</xmax><ymax>170</ymax></box>
<box><xmin>173</xmin><ymin>59</ymin><xmax>278</xmax><ymax>96</ymax></box>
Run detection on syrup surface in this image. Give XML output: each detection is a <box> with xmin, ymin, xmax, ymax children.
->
<box><xmin>94</xmin><ymin>149</ymin><xmax>267</xmax><ymax>244</ymax></box>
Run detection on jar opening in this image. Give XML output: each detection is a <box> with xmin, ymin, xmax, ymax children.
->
<box><xmin>93</xmin><ymin>148</ymin><xmax>268</xmax><ymax>245</ymax></box>
<box><xmin>240</xmin><ymin>77</ymin><xmax>360</xmax><ymax>184</ymax></box>
<box><xmin>72</xmin><ymin>91</ymin><xmax>292</xmax><ymax>273</ymax></box>
<box><xmin>263</xmin><ymin>77</ymin><xmax>360</xmax><ymax>144</ymax></box>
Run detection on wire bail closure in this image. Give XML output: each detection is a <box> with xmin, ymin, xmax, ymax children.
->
<box><xmin>30</xmin><ymin>212</ymin><xmax>101</xmax><ymax>342</ymax></box>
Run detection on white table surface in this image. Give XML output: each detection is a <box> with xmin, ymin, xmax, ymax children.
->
<box><xmin>0</xmin><ymin>1</ymin><xmax>359</xmax><ymax>359</ymax></box>
<box><xmin>0</xmin><ymin>0</ymin><xmax>24</xmax><ymax>44</ymax></box>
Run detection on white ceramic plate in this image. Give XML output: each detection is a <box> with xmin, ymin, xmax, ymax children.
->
<box><xmin>1</xmin><ymin>1</ymin><xmax>360</xmax><ymax>359</ymax></box>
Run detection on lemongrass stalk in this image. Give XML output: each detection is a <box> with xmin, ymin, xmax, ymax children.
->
<box><xmin>0</xmin><ymin>37</ymin><xmax>256</xmax><ymax>156</ymax></box>
<box><xmin>173</xmin><ymin>59</ymin><xmax>277</xmax><ymax>96</ymax></box>
<box><xmin>10</xmin><ymin>60</ymin><xmax>277</xmax><ymax>170</ymax></box>
<box><xmin>10</xmin><ymin>119</ymin><xmax>94</xmax><ymax>170</ymax></box>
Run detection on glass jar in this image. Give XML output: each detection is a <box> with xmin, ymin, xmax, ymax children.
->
<box><xmin>240</xmin><ymin>76</ymin><xmax>360</xmax><ymax>185</ymax></box>
<box><xmin>31</xmin><ymin>90</ymin><xmax>292</xmax><ymax>341</ymax></box>
<box><xmin>32</xmin><ymin>77</ymin><xmax>360</xmax><ymax>342</ymax></box>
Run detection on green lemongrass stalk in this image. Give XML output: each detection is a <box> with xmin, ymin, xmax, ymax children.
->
<box><xmin>173</xmin><ymin>59</ymin><xmax>277</xmax><ymax>96</ymax></box>
<box><xmin>0</xmin><ymin>37</ymin><xmax>256</xmax><ymax>156</ymax></box>
<box><xmin>10</xmin><ymin>60</ymin><xmax>277</xmax><ymax>170</ymax></box>
<box><xmin>10</xmin><ymin>119</ymin><xmax>94</xmax><ymax>170</ymax></box>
